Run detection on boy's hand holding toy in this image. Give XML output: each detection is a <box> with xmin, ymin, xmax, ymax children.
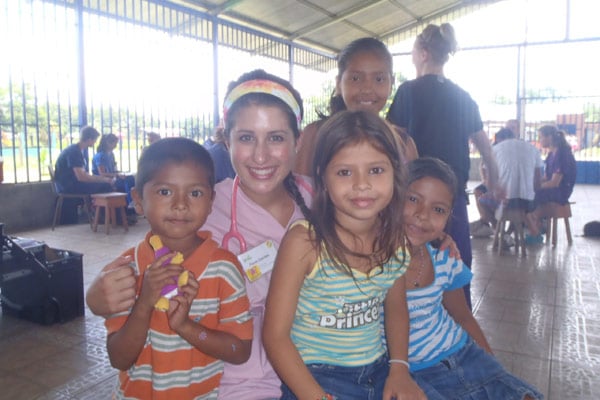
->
<box><xmin>149</xmin><ymin>235</ymin><xmax>189</xmax><ymax>311</ymax></box>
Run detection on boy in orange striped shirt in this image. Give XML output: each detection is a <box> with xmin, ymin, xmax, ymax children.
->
<box><xmin>105</xmin><ymin>138</ymin><xmax>252</xmax><ymax>399</ymax></box>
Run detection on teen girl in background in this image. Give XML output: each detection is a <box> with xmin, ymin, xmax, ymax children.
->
<box><xmin>295</xmin><ymin>37</ymin><xmax>418</xmax><ymax>176</ymax></box>
<box><xmin>264</xmin><ymin>110</ymin><xmax>425</xmax><ymax>400</ymax></box>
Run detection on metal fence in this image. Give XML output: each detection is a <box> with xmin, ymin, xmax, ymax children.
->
<box><xmin>2</xmin><ymin>0</ymin><xmax>599</xmax><ymax>185</ymax></box>
<box><xmin>0</xmin><ymin>0</ymin><xmax>335</xmax><ymax>184</ymax></box>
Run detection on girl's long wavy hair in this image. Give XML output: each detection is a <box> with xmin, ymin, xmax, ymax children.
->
<box><xmin>310</xmin><ymin>110</ymin><xmax>407</xmax><ymax>278</ymax></box>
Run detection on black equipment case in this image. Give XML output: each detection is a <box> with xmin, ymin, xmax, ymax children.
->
<box><xmin>1</xmin><ymin>225</ymin><xmax>85</xmax><ymax>325</ymax></box>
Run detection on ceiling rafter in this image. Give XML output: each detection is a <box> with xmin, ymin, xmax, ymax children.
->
<box><xmin>166</xmin><ymin>0</ymin><xmax>497</xmax><ymax>57</ymax></box>
<box><xmin>290</xmin><ymin>0</ymin><xmax>376</xmax><ymax>39</ymax></box>
<box><xmin>388</xmin><ymin>0</ymin><xmax>420</xmax><ymax>21</ymax></box>
<box><xmin>381</xmin><ymin>1</ymin><xmax>483</xmax><ymax>45</ymax></box>
<box><xmin>207</xmin><ymin>0</ymin><xmax>246</xmax><ymax>16</ymax></box>
<box><xmin>288</xmin><ymin>0</ymin><xmax>387</xmax><ymax>41</ymax></box>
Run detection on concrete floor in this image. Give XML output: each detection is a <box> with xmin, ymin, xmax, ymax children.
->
<box><xmin>1</xmin><ymin>183</ymin><xmax>599</xmax><ymax>399</ymax></box>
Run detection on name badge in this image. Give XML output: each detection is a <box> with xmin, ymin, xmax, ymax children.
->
<box><xmin>237</xmin><ymin>240</ymin><xmax>278</xmax><ymax>282</ymax></box>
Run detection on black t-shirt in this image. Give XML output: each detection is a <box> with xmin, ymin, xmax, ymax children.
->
<box><xmin>54</xmin><ymin>143</ymin><xmax>88</xmax><ymax>192</ymax></box>
<box><xmin>387</xmin><ymin>74</ymin><xmax>483</xmax><ymax>188</ymax></box>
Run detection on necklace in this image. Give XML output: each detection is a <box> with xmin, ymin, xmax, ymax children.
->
<box><xmin>411</xmin><ymin>246</ymin><xmax>426</xmax><ymax>288</ymax></box>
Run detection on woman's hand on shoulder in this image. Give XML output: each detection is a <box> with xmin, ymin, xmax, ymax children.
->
<box><xmin>86</xmin><ymin>256</ymin><xmax>137</xmax><ymax>316</ymax></box>
<box><xmin>438</xmin><ymin>233</ymin><xmax>461</xmax><ymax>260</ymax></box>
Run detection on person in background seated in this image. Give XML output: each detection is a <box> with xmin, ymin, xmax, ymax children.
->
<box><xmin>92</xmin><ymin>133</ymin><xmax>136</xmax><ymax>204</ymax></box>
<box><xmin>54</xmin><ymin>125</ymin><xmax>114</xmax><ymax>194</ymax></box>
<box><xmin>471</xmin><ymin>126</ymin><xmax>543</xmax><ymax>240</ymax></box>
<box><xmin>469</xmin><ymin>130</ymin><xmax>510</xmax><ymax>237</ymax></box>
<box><xmin>203</xmin><ymin>124</ymin><xmax>236</xmax><ymax>183</ymax></box>
<box><xmin>526</xmin><ymin>125</ymin><xmax>577</xmax><ymax>242</ymax></box>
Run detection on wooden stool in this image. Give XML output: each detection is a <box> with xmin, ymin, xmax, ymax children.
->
<box><xmin>91</xmin><ymin>192</ymin><xmax>129</xmax><ymax>234</ymax></box>
<box><xmin>539</xmin><ymin>202</ymin><xmax>573</xmax><ymax>247</ymax></box>
<box><xmin>493</xmin><ymin>206</ymin><xmax>526</xmax><ymax>256</ymax></box>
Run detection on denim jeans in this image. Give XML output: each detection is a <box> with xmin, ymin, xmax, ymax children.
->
<box><xmin>411</xmin><ymin>339</ymin><xmax>544</xmax><ymax>400</ymax></box>
<box><xmin>448</xmin><ymin>193</ymin><xmax>473</xmax><ymax>309</ymax></box>
<box><xmin>280</xmin><ymin>355</ymin><xmax>388</xmax><ymax>400</ymax></box>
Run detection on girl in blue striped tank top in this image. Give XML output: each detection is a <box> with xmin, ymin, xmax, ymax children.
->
<box><xmin>264</xmin><ymin>110</ymin><xmax>426</xmax><ymax>400</ymax></box>
<box><xmin>403</xmin><ymin>157</ymin><xmax>542</xmax><ymax>400</ymax></box>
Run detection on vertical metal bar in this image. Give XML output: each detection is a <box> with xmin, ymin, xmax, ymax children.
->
<box><xmin>76</xmin><ymin>0</ymin><xmax>87</xmax><ymax>127</ymax></box>
<box><xmin>134</xmin><ymin>106</ymin><xmax>140</xmax><ymax>161</ymax></box>
<box><xmin>212</xmin><ymin>16</ymin><xmax>219</xmax><ymax>123</ymax></box>
<box><xmin>100</xmin><ymin>104</ymin><xmax>104</xmax><ymax>133</ymax></box>
<box><xmin>565</xmin><ymin>0</ymin><xmax>570</xmax><ymax>40</ymax></box>
<box><xmin>20</xmin><ymin>80</ymin><xmax>30</xmax><ymax>182</ymax></box>
<box><xmin>109</xmin><ymin>103</ymin><xmax>114</xmax><ymax>133</ymax></box>
<box><xmin>288</xmin><ymin>43</ymin><xmax>294</xmax><ymax>85</ymax></box>
<box><xmin>45</xmin><ymin>85</ymin><xmax>52</xmax><ymax>171</ymax></box>
<box><xmin>33</xmin><ymin>79</ymin><xmax>42</xmax><ymax>181</ymax></box>
<box><xmin>125</xmin><ymin>107</ymin><xmax>131</xmax><ymax>172</ymax></box>
<box><xmin>8</xmin><ymin>71</ymin><xmax>17</xmax><ymax>183</ymax></box>
<box><xmin>516</xmin><ymin>45</ymin><xmax>522</xmax><ymax>127</ymax></box>
<box><xmin>30</xmin><ymin>3</ymin><xmax>41</xmax><ymax>181</ymax></box>
<box><xmin>67</xmin><ymin>82</ymin><xmax>74</xmax><ymax>144</ymax></box>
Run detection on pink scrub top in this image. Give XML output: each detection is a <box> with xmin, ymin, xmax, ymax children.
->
<box><xmin>204</xmin><ymin>176</ymin><xmax>313</xmax><ymax>400</ymax></box>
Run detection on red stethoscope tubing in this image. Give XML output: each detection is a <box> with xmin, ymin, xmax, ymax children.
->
<box><xmin>220</xmin><ymin>174</ymin><xmax>312</xmax><ymax>253</ymax></box>
<box><xmin>221</xmin><ymin>176</ymin><xmax>247</xmax><ymax>253</ymax></box>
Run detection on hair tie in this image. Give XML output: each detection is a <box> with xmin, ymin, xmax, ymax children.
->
<box><xmin>223</xmin><ymin>79</ymin><xmax>301</xmax><ymax>129</ymax></box>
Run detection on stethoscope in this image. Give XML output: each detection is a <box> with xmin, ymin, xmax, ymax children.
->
<box><xmin>222</xmin><ymin>176</ymin><xmax>247</xmax><ymax>253</ymax></box>
<box><xmin>221</xmin><ymin>175</ymin><xmax>313</xmax><ymax>253</ymax></box>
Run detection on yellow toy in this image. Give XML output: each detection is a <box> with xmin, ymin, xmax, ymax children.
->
<box><xmin>149</xmin><ymin>235</ymin><xmax>189</xmax><ymax>311</ymax></box>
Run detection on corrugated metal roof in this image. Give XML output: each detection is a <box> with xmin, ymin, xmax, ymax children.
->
<box><xmin>73</xmin><ymin>0</ymin><xmax>498</xmax><ymax>71</ymax></box>
<box><xmin>172</xmin><ymin>0</ymin><xmax>498</xmax><ymax>55</ymax></box>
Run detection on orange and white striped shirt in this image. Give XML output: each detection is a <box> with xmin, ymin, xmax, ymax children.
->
<box><xmin>105</xmin><ymin>231</ymin><xmax>252</xmax><ymax>400</ymax></box>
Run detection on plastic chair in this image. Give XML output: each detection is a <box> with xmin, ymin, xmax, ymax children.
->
<box><xmin>47</xmin><ymin>165</ymin><xmax>93</xmax><ymax>231</ymax></box>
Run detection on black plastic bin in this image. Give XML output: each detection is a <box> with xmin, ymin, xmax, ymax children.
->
<box><xmin>1</xmin><ymin>233</ymin><xmax>84</xmax><ymax>325</ymax></box>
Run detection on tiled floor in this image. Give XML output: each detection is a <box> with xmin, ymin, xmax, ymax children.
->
<box><xmin>1</xmin><ymin>184</ymin><xmax>600</xmax><ymax>399</ymax></box>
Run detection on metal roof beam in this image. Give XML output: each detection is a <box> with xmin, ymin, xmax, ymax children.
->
<box><xmin>388</xmin><ymin>0</ymin><xmax>420</xmax><ymax>21</ymax></box>
<box><xmin>381</xmin><ymin>1</ymin><xmax>476</xmax><ymax>40</ymax></box>
<box><xmin>207</xmin><ymin>0</ymin><xmax>247</xmax><ymax>16</ymax></box>
<box><xmin>291</xmin><ymin>0</ymin><xmax>376</xmax><ymax>39</ymax></box>
<box><xmin>289</xmin><ymin>0</ymin><xmax>387</xmax><ymax>40</ymax></box>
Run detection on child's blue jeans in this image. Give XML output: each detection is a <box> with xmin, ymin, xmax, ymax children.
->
<box><xmin>411</xmin><ymin>339</ymin><xmax>544</xmax><ymax>400</ymax></box>
<box><xmin>280</xmin><ymin>354</ymin><xmax>389</xmax><ymax>400</ymax></box>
